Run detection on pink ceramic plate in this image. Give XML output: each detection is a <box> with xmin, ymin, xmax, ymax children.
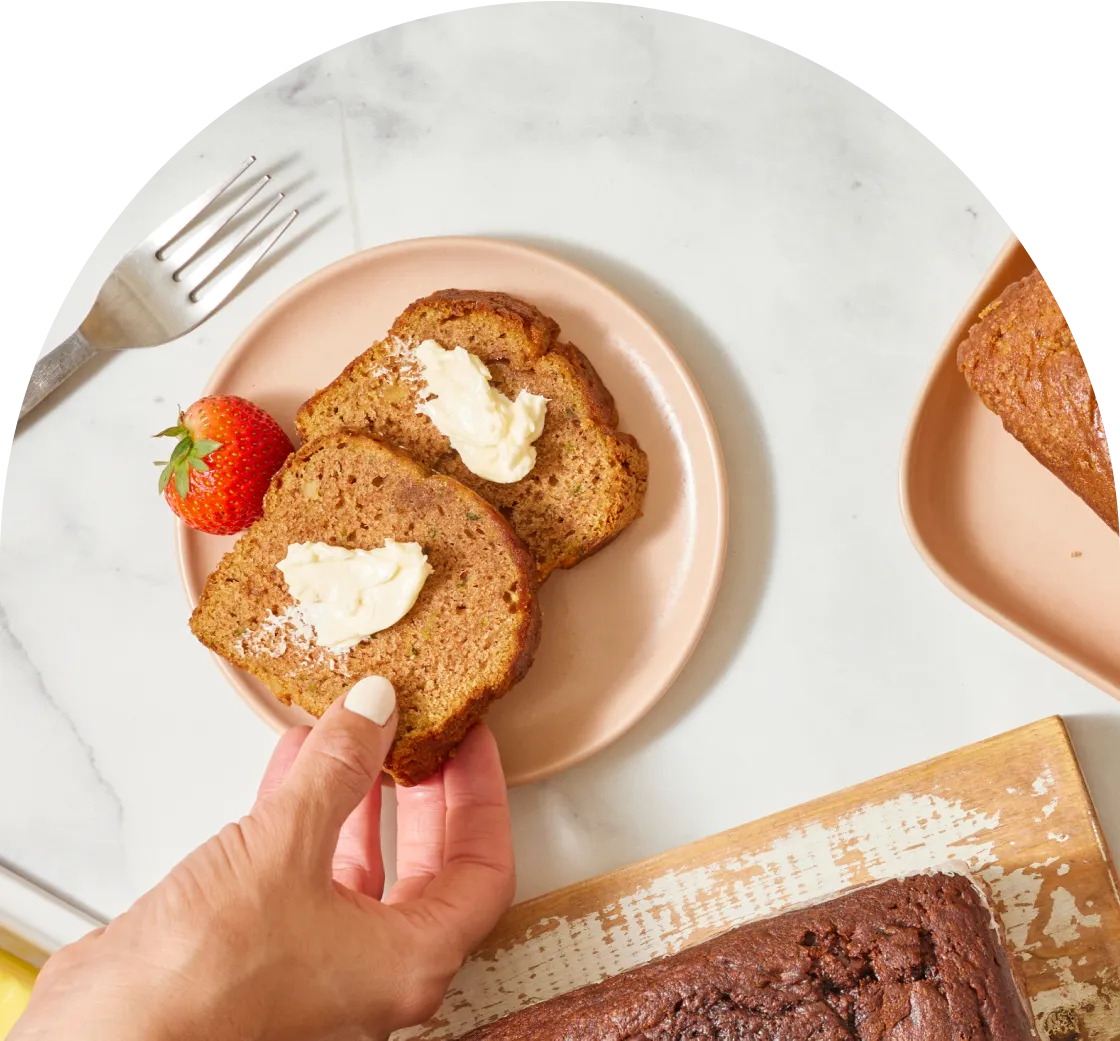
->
<box><xmin>178</xmin><ymin>237</ymin><xmax>727</xmax><ymax>786</ymax></box>
<box><xmin>901</xmin><ymin>237</ymin><xmax>1120</xmax><ymax>701</ymax></box>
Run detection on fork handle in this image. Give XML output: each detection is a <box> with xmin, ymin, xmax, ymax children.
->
<box><xmin>20</xmin><ymin>332</ymin><xmax>97</xmax><ymax>420</ymax></box>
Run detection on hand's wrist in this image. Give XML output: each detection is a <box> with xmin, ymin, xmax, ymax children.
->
<box><xmin>59</xmin><ymin>967</ymin><xmax>246</xmax><ymax>1041</ymax></box>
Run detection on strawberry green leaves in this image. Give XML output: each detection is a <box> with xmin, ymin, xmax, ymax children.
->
<box><xmin>155</xmin><ymin>412</ymin><xmax>223</xmax><ymax>501</ymax></box>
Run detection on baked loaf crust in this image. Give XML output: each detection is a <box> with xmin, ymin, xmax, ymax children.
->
<box><xmin>460</xmin><ymin>873</ymin><xmax>1034</xmax><ymax>1040</ymax></box>
<box><xmin>189</xmin><ymin>432</ymin><xmax>541</xmax><ymax>785</ymax></box>
<box><xmin>957</xmin><ymin>268</ymin><xmax>1117</xmax><ymax>531</ymax></box>
<box><xmin>296</xmin><ymin>290</ymin><xmax>649</xmax><ymax>580</ymax></box>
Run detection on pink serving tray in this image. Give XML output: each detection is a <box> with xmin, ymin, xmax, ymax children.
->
<box><xmin>901</xmin><ymin>238</ymin><xmax>1120</xmax><ymax>700</ymax></box>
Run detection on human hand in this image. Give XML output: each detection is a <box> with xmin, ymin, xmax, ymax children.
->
<box><xmin>13</xmin><ymin>677</ymin><xmax>515</xmax><ymax>1041</ymax></box>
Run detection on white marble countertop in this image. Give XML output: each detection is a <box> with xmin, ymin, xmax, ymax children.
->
<box><xmin>4</xmin><ymin>4</ymin><xmax>1119</xmax><ymax>921</ymax></box>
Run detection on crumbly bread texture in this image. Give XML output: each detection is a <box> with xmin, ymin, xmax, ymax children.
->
<box><xmin>189</xmin><ymin>432</ymin><xmax>541</xmax><ymax>785</ymax></box>
<box><xmin>958</xmin><ymin>268</ymin><xmax>1117</xmax><ymax>531</ymax></box>
<box><xmin>460</xmin><ymin>873</ymin><xmax>1034</xmax><ymax>1040</ymax></box>
<box><xmin>296</xmin><ymin>290</ymin><xmax>649</xmax><ymax>580</ymax></box>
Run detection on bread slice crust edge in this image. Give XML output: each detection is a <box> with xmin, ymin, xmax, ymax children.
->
<box><xmin>956</xmin><ymin>268</ymin><xmax>1118</xmax><ymax>531</ymax></box>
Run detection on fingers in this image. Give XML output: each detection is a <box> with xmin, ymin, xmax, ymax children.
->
<box><xmin>384</xmin><ymin>770</ymin><xmax>447</xmax><ymax>906</ymax></box>
<box><xmin>256</xmin><ymin>682</ymin><xmax>390</xmax><ymax>895</ymax></box>
<box><xmin>274</xmin><ymin>676</ymin><xmax>399</xmax><ymax>863</ymax></box>
<box><xmin>400</xmin><ymin>727</ymin><xmax>515</xmax><ymax>954</ymax></box>
<box><xmin>332</xmin><ymin>784</ymin><xmax>385</xmax><ymax>898</ymax></box>
<box><xmin>257</xmin><ymin>725</ymin><xmax>311</xmax><ymax>802</ymax></box>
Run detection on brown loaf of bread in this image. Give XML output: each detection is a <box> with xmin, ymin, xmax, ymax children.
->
<box><xmin>957</xmin><ymin>268</ymin><xmax>1117</xmax><ymax>531</ymax></box>
<box><xmin>459</xmin><ymin>873</ymin><xmax>1034</xmax><ymax>1041</ymax></box>
<box><xmin>189</xmin><ymin>432</ymin><xmax>541</xmax><ymax>786</ymax></box>
<box><xmin>296</xmin><ymin>290</ymin><xmax>649</xmax><ymax>581</ymax></box>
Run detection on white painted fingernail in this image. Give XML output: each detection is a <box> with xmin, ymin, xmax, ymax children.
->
<box><xmin>345</xmin><ymin>676</ymin><xmax>396</xmax><ymax>726</ymax></box>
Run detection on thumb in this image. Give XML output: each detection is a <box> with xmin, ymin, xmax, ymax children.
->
<box><xmin>275</xmin><ymin>675</ymin><xmax>399</xmax><ymax>855</ymax></box>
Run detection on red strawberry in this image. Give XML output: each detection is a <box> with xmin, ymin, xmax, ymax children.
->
<box><xmin>156</xmin><ymin>396</ymin><xmax>293</xmax><ymax>535</ymax></box>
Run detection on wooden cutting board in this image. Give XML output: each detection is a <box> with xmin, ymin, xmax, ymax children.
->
<box><xmin>399</xmin><ymin>717</ymin><xmax>1120</xmax><ymax>1041</ymax></box>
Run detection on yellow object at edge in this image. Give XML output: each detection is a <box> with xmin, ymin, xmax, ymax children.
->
<box><xmin>0</xmin><ymin>949</ymin><xmax>37</xmax><ymax>1038</ymax></box>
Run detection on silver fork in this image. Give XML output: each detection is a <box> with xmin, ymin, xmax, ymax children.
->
<box><xmin>21</xmin><ymin>156</ymin><xmax>298</xmax><ymax>420</ymax></box>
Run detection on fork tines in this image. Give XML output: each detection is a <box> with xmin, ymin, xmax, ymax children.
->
<box><xmin>147</xmin><ymin>156</ymin><xmax>298</xmax><ymax>305</ymax></box>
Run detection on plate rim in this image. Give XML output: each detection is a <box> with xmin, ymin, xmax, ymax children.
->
<box><xmin>177</xmin><ymin>235</ymin><xmax>729</xmax><ymax>785</ymax></box>
<box><xmin>898</xmin><ymin>234</ymin><xmax>1120</xmax><ymax>701</ymax></box>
